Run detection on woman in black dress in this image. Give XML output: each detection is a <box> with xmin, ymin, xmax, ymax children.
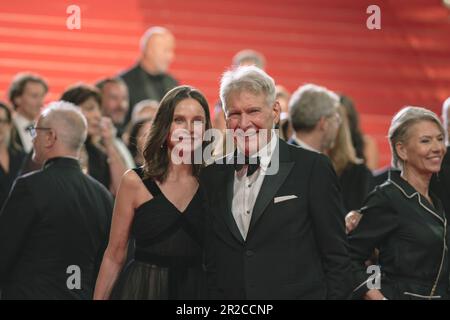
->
<box><xmin>94</xmin><ymin>86</ymin><xmax>211</xmax><ymax>299</ymax></box>
<box><xmin>349</xmin><ymin>107</ymin><xmax>449</xmax><ymax>300</ymax></box>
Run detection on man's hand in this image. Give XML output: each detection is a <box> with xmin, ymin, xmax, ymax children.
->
<box><xmin>364</xmin><ymin>289</ymin><xmax>386</xmax><ymax>300</ymax></box>
<box><xmin>100</xmin><ymin>117</ymin><xmax>116</xmax><ymax>147</ymax></box>
<box><xmin>345</xmin><ymin>210</ymin><xmax>362</xmax><ymax>234</ymax></box>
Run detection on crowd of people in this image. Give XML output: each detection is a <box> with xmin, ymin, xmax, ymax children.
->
<box><xmin>0</xmin><ymin>25</ymin><xmax>449</xmax><ymax>300</ymax></box>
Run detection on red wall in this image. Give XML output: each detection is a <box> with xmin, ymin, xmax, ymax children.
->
<box><xmin>1</xmin><ymin>0</ymin><xmax>450</xmax><ymax>167</ymax></box>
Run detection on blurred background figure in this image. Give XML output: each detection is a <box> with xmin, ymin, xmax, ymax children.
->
<box><xmin>8</xmin><ymin>73</ymin><xmax>48</xmax><ymax>154</ymax></box>
<box><xmin>7</xmin><ymin>73</ymin><xmax>48</xmax><ymax>175</ymax></box>
<box><xmin>96</xmin><ymin>78</ymin><xmax>130</xmax><ymax>137</ymax></box>
<box><xmin>0</xmin><ymin>102</ymin><xmax>26</xmax><ymax>208</ymax></box>
<box><xmin>0</xmin><ymin>101</ymin><xmax>113</xmax><ymax>299</ymax></box>
<box><xmin>340</xmin><ymin>95</ymin><xmax>379</xmax><ymax>171</ymax></box>
<box><xmin>431</xmin><ymin>97</ymin><xmax>450</xmax><ymax>216</ymax></box>
<box><xmin>276</xmin><ymin>85</ymin><xmax>292</xmax><ymax>141</ymax></box>
<box><xmin>212</xmin><ymin>100</ymin><xmax>226</xmax><ymax>131</ymax></box>
<box><xmin>288</xmin><ymin>83</ymin><xmax>341</xmax><ymax>153</ymax></box>
<box><xmin>127</xmin><ymin>117</ymin><xmax>152</xmax><ymax>166</ymax></box>
<box><xmin>96</xmin><ymin>78</ymin><xmax>135</xmax><ymax>169</ymax></box>
<box><xmin>122</xmin><ymin>99</ymin><xmax>159</xmax><ymax>148</ymax></box>
<box><xmin>443</xmin><ymin>97</ymin><xmax>450</xmax><ymax>145</ymax></box>
<box><xmin>131</xmin><ymin>99</ymin><xmax>159</xmax><ymax>124</ymax></box>
<box><xmin>327</xmin><ymin>104</ymin><xmax>373</xmax><ymax>212</ymax></box>
<box><xmin>232</xmin><ymin>49</ymin><xmax>266</xmax><ymax>69</ymax></box>
<box><xmin>61</xmin><ymin>84</ymin><xmax>127</xmax><ymax>195</ymax></box>
<box><xmin>120</xmin><ymin>26</ymin><xmax>178</xmax><ymax>125</ymax></box>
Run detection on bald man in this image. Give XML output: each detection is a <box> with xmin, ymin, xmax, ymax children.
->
<box><xmin>120</xmin><ymin>26</ymin><xmax>178</xmax><ymax>124</ymax></box>
<box><xmin>0</xmin><ymin>101</ymin><xmax>113</xmax><ymax>299</ymax></box>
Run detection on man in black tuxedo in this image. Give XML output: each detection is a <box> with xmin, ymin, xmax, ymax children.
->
<box><xmin>0</xmin><ymin>101</ymin><xmax>113</xmax><ymax>299</ymax></box>
<box><xmin>201</xmin><ymin>66</ymin><xmax>352</xmax><ymax>299</ymax></box>
<box><xmin>120</xmin><ymin>26</ymin><xmax>178</xmax><ymax>125</ymax></box>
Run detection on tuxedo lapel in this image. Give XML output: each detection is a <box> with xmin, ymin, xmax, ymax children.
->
<box><xmin>217</xmin><ymin>159</ymin><xmax>245</xmax><ymax>244</ymax></box>
<box><xmin>248</xmin><ymin>140</ymin><xmax>294</xmax><ymax>234</ymax></box>
<box><xmin>225</xmin><ymin>166</ymin><xmax>245</xmax><ymax>244</ymax></box>
<box><xmin>12</xmin><ymin>125</ymin><xmax>24</xmax><ymax>150</ymax></box>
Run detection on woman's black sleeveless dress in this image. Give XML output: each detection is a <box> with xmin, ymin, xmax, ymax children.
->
<box><xmin>111</xmin><ymin>168</ymin><xmax>206</xmax><ymax>299</ymax></box>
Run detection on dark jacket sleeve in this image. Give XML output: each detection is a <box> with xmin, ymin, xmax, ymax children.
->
<box><xmin>200</xmin><ymin>167</ymin><xmax>219</xmax><ymax>299</ymax></box>
<box><xmin>341</xmin><ymin>163</ymin><xmax>374</xmax><ymax>212</ymax></box>
<box><xmin>348</xmin><ymin>188</ymin><xmax>398</xmax><ymax>298</ymax></box>
<box><xmin>309</xmin><ymin>154</ymin><xmax>353</xmax><ymax>299</ymax></box>
<box><xmin>0</xmin><ymin>177</ymin><xmax>37</xmax><ymax>286</ymax></box>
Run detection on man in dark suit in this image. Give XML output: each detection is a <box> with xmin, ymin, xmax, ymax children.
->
<box><xmin>120</xmin><ymin>26</ymin><xmax>178</xmax><ymax>125</ymax></box>
<box><xmin>201</xmin><ymin>66</ymin><xmax>352</xmax><ymax>300</ymax></box>
<box><xmin>0</xmin><ymin>101</ymin><xmax>113</xmax><ymax>299</ymax></box>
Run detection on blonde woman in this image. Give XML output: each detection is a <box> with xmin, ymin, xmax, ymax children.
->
<box><xmin>327</xmin><ymin>105</ymin><xmax>373</xmax><ymax>212</ymax></box>
<box><xmin>349</xmin><ymin>106</ymin><xmax>448</xmax><ymax>300</ymax></box>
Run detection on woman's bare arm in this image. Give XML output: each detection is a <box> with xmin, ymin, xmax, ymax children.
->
<box><xmin>93</xmin><ymin>169</ymin><xmax>150</xmax><ymax>299</ymax></box>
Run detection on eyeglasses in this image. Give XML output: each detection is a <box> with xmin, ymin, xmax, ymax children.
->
<box><xmin>27</xmin><ymin>126</ymin><xmax>52</xmax><ymax>138</ymax></box>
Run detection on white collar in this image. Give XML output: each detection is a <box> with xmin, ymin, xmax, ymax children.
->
<box><xmin>291</xmin><ymin>134</ymin><xmax>320</xmax><ymax>153</ymax></box>
<box><xmin>14</xmin><ymin>112</ymin><xmax>34</xmax><ymax>129</ymax></box>
<box><xmin>247</xmin><ymin>130</ymin><xmax>278</xmax><ymax>171</ymax></box>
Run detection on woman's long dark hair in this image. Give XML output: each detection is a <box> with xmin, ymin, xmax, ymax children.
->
<box><xmin>142</xmin><ymin>86</ymin><xmax>212</xmax><ymax>182</ymax></box>
<box><xmin>0</xmin><ymin>102</ymin><xmax>20</xmax><ymax>151</ymax></box>
<box><xmin>340</xmin><ymin>94</ymin><xmax>366</xmax><ymax>161</ymax></box>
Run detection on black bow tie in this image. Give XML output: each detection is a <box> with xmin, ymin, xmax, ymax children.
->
<box><xmin>233</xmin><ymin>153</ymin><xmax>260</xmax><ymax>177</ymax></box>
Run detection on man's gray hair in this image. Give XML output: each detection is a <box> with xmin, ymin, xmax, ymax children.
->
<box><xmin>41</xmin><ymin>101</ymin><xmax>88</xmax><ymax>151</ymax></box>
<box><xmin>388</xmin><ymin>106</ymin><xmax>445</xmax><ymax>169</ymax></box>
<box><xmin>288</xmin><ymin>83</ymin><xmax>339</xmax><ymax>132</ymax></box>
<box><xmin>220</xmin><ymin>65</ymin><xmax>276</xmax><ymax>114</ymax></box>
<box><xmin>140</xmin><ymin>26</ymin><xmax>171</xmax><ymax>52</ymax></box>
<box><xmin>131</xmin><ymin>99</ymin><xmax>159</xmax><ymax>123</ymax></box>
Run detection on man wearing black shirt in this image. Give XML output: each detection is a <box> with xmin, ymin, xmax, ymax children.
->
<box><xmin>120</xmin><ymin>26</ymin><xmax>178</xmax><ymax>125</ymax></box>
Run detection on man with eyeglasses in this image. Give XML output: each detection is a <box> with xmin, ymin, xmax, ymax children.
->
<box><xmin>0</xmin><ymin>101</ymin><xmax>113</xmax><ymax>299</ymax></box>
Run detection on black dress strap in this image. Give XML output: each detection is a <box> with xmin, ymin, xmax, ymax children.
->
<box><xmin>133</xmin><ymin>167</ymin><xmax>161</xmax><ymax>197</ymax></box>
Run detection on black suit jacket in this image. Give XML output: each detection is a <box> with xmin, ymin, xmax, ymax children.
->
<box><xmin>0</xmin><ymin>157</ymin><xmax>113</xmax><ymax>299</ymax></box>
<box><xmin>349</xmin><ymin>171</ymin><xmax>449</xmax><ymax>299</ymax></box>
<box><xmin>119</xmin><ymin>63</ymin><xmax>178</xmax><ymax>124</ymax></box>
<box><xmin>201</xmin><ymin>139</ymin><xmax>352</xmax><ymax>299</ymax></box>
<box><xmin>0</xmin><ymin>147</ymin><xmax>26</xmax><ymax>208</ymax></box>
<box><xmin>12</xmin><ymin>126</ymin><xmax>24</xmax><ymax>152</ymax></box>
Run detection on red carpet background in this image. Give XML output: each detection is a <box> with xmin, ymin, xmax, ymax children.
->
<box><xmin>1</xmin><ymin>0</ymin><xmax>450</xmax><ymax>168</ymax></box>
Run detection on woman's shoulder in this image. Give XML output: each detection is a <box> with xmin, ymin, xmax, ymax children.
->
<box><xmin>365</xmin><ymin>179</ymin><xmax>400</xmax><ymax>204</ymax></box>
<box><xmin>121</xmin><ymin>168</ymin><xmax>144</xmax><ymax>189</ymax></box>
